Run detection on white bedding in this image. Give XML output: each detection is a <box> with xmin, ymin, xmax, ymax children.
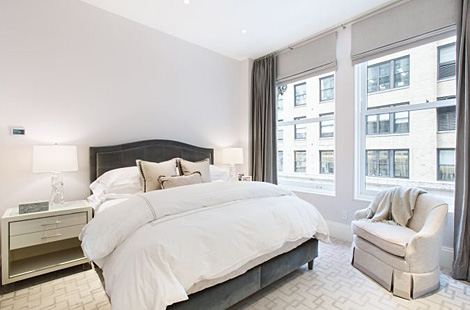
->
<box><xmin>80</xmin><ymin>181</ymin><xmax>329</xmax><ymax>310</ymax></box>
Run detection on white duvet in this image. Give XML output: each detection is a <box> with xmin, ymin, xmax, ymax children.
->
<box><xmin>79</xmin><ymin>181</ymin><xmax>329</xmax><ymax>310</ymax></box>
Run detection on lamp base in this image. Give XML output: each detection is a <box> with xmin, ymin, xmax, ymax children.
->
<box><xmin>50</xmin><ymin>173</ymin><xmax>64</xmax><ymax>207</ymax></box>
<box><xmin>228</xmin><ymin>165</ymin><xmax>238</xmax><ymax>181</ymax></box>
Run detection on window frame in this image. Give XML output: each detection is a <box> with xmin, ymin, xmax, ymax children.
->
<box><xmin>294</xmin><ymin>82</ymin><xmax>307</xmax><ymax>107</ymax></box>
<box><xmin>438</xmin><ymin>43</ymin><xmax>456</xmax><ymax>80</ymax></box>
<box><xmin>366</xmin><ymin>102</ymin><xmax>410</xmax><ymax>136</ymax></box>
<box><xmin>319</xmin><ymin>75</ymin><xmax>335</xmax><ymax>102</ymax></box>
<box><xmin>278</xmin><ymin>150</ymin><xmax>284</xmax><ymax>172</ymax></box>
<box><xmin>365</xmin><ymin>149</ymin><xmax>409</xmax><ymax>179</ymax></box>
<box><xmin>437</xmin><ymin>148</ymin><xmax>456</xmax><ymax>182</ymax></box>
<box><xmin>294</xmin><ymin>116</ymin><xmax>307</xmax><ymax>140</ymax></box>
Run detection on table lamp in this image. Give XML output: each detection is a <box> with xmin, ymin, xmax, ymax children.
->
<box><xmin>33</xmin><ymin>145</ymin><xmax>78</xmax><ymax>207</ymax></box>
<box><xmin>222</xmin><ymin>148</ymin><xmax>244</xmax><ymax>181</ymax></box>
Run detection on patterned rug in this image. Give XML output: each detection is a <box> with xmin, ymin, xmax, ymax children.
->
<box><xmin>1</xmin><ymin>239</ymin><xmax>469</xmax><ymax>309</ymax></box>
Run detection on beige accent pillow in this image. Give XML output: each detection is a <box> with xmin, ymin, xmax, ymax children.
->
<box><xmin>158</xmin><ymin>172</ymin><xmax>203</xmax><ymax>189</ymax></box>
<box><xmin>178</xmin><ymin>158</ymin><xmax>211</xmax><ymax>183</ymax></box>
<box><xmin>136</xmin><ymin>159</ymin><xmax>178</xmax><ymax>192</ymax></box>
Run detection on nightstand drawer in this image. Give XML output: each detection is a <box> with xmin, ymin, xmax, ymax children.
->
<box><xmin>10</xmin><ymin>212</ymin><xmax>87</xmax><ymax>236</ymax></box>
<box><xmin>9</xmin><ymin>224</ymin><xmax>85</xmax><ymax>250</ymax></box>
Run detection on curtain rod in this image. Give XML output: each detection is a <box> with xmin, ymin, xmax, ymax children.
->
<box><xmin>254</xmin><ymin>0</ymin><xmax>407</xmax><ymax>61</ymax></box>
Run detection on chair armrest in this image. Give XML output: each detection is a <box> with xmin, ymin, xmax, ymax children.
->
<box><xmin>354</xmin><ymin>207</ymin><xmax>369</xmax><ymax>220</ymax></box>
<box><xmin>405</xmin><ymin>204</ymin><xmax>448</xmax><ymax>272</ymax></box>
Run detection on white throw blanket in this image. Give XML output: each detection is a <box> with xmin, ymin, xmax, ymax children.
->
<box><xmin>80</xmin><ymin>181</ymin><xmax>329</xmax><ymax>310</ymax></box>
<box><xmin>366</xmin><ymin>186</ymin><xmax>426</xmax><ymax>226</ymax></box>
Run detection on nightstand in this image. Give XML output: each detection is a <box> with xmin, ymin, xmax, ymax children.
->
<box><xmin>1</xmin><ymin>201</ymin><xmax>92</xmax><ymax>285</ymax></box>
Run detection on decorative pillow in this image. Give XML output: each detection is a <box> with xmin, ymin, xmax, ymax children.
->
<box><xmin>136</xmin><ymin>159</ymin><xmax>178</xmax><ymax>192</ymax></box>
<box><xmin>158</xmin><ymin>172</ymin><xmax>203</xmax><ymax>189</ymax></box>
<box><xmin>178</xmin><ymin>158</ymin><xmax>211</xmax><ymax>182</ymax></box>
<box><xmin>88</xmin><ymin>166</ymin><xmax>142</xmax><ymax>209</ymax></box>
<box><xmin>210</xmin><ymin>164</ymin><xmax>230</xmax><ymax>182</ymax></box>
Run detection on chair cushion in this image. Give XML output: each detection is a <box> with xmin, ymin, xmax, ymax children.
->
<box><xmin>351</xmin><ymin>220</ymin><xmax>416</xmax><ymax>257</ymax></box>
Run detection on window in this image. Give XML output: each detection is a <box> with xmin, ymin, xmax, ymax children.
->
<box><xmin>276</xmin><ymin>73</ymin><xmax>335</xmax><ymax>194</ymax></box>
<box><xmin>277</xmin><ymin>85</ymin><xmax>287</xmax><ymax>110</ymax></box>
<box><xmin>438</xmin><ymin>43</ymin><xmax>456</xmax><ymax>80</ymax></box>
<box><xmin>294</xmin><ymin>150</ymin><xmax>306</xmax><ymax>172</ymax></box>
<box><xmin>367</xmin><ymin>56</ymin><xmax>410</xmax><ymax>93</ymax></box>
<box><xmin>294</xmin><ymin>116</ymin><xmax>307</xmax><ymax>139</ymax></box>
<box><xmin>320</xmin><ymin>113</ymin><xmax>334</xmax><ymax>138</ymax></box>
<box><xmin>356</xmin><ymin>37</ymin><xmax>457</xmax><ymax>201</ymax></box>
<box><xmin>278</xmin><ymin>150</ymin><xmax>284</xmax><ymax>172</ymax></box>
<box><xmin>366</xmin><ymin>150</ymin><xmax>409</xmax><ymax>178</ymax></box>
<box><xmin>437</xmin><ymin>97</ymin><xmax>456</xmax><ymax>131</ymax></box>
<box><xmin>320</xmin><ymin>75</ymin><xmax>334</xmax><ymax>101</ymax></box>
<box><xmin>438</xmin><ymin>149</ymin><xmax>455</xmax><ymax>181</ymax></box>
<box><xmin>278</xmin><ymin>119</ymin><xmax>284</xmax><ymax>141</ymax></box>
<box><xmin>366</xmin><ymin>103</ymin><xmax>410</xmax><ymax>135</ymax></box>
<box><xmin>294</xmin><ymin>83</ymin><xmax>306</xmax><ymax>106</ymax></box>
<box><xmin>320</xmin><ymin>151</ymin><xmax>334</xmax><ymax>174</ymax></box>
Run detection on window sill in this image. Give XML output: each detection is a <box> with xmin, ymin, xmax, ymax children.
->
<box><xmin>294</xmin><ymin>105</ymin><xmax>307</xmax><ymax>108</ymax></box>
<box><xmin>366</xmin><ymin>133</ymin><xmax>410</xmax><ymax>137</ymax></box>
<box><xmin>319</xmin><ymin>99</ymin><xmax>334</xmax><ymax>103</ymax></box>
<box><xmin>368</xmin><ymin>85</ymin><xmax>410</xmax><ymax>96</ymax></box>
<box><xmin>287</xmin><ymin>186</ymin><xmax>336</xmax><ymax>197</ymax></box>
<box><xmin>437</xmin><ymin>77</ymin><xmax>456</xmax><ymax>83</ymax></box>
<box><xmin>437</xmin><ymin>130</ymin><xmax>456</xmax><ymax>134</ymax></box>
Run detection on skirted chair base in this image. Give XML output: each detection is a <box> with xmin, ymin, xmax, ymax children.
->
<box><xmin>352</xmin><ymin>237</ymin><xmax>440</xmax><ymax>299</ymax></box>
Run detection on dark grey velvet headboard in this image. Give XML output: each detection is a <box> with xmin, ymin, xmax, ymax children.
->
<box><xmin>89</xmin><ymin>140</ymin><xmax>214</xmax><ymax>182</ymax></box>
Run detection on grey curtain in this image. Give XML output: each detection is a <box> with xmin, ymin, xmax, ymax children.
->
<box><xmin>251</xmin><ymin>55</ymin><xmax>277</xmax><ymax>183</ymax></box>
<box><xmin>452</xmin><ymin>0</ymin><xmax>470</xmax><ymax>281</ymax></box>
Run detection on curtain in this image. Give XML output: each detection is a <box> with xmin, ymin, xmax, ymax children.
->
<box><xmin>251</xmin><ymin>55</ymin><xmax>277</xmax><ymax>183</ymax></box>
<box><xmin>452</xmin><ymin>0</ymin><xmax>470</xmax><ymax>281</ymax></box>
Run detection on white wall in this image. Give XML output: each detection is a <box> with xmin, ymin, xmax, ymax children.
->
<box><xmin>292</xmin><ymin>27</ymin><xmax>454</xmax><ymax>264</ymax></box>
<box><xmin>0</xmin><ymin>0</ymin><xmax>247</xmax><ymax>215</ymax></box>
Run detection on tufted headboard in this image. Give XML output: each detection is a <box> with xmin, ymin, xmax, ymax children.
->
<box><xmin>89</xmin><ymin>139</ymin><xmax>214</xmax><ymax>183</ymax></box>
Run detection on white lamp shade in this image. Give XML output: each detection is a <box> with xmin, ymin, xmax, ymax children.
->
<box><xmin>33</xmin><ymin>145</ymin><xmax>78</xmax><ymax>173</ymax></box>
<box><xmin>222</xmin><ymin>148</ymin><xmax>244</xmax><ymax>165</ymax></box>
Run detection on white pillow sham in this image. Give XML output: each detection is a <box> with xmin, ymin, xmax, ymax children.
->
<box><xmin>88</xmin><ymin>166</ymin><xmax>142</xmax><ymax>209</ymax></box>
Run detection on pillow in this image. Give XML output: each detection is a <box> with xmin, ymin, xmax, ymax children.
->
<box><xmin>158</xmin><ymin>172</ymin><xmax>203</xmax><ymax>189</ymax></box>
<box><xmin>210</xmin><ymin>164</ymin><xmax>230</xmax><ymax>182</ymax></box>
<box><xmin>136</xmin><ymin>158</ymin><xmax>178</xmax><ymax>192</ymax></box>
<box><xmin>178</xmin><ymin>158</ymin><xmax>211</xmax><ymax>183</ymax></box>
<box><xmin>88</xmin><ymin>166</ymin><xmax>142</xmax><ymax>209</ymax></box>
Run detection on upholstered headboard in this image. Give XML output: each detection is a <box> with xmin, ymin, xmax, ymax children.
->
<box><xmin>89</xmin><ymin>140</ymin><xmax>214</xmax><ymax>182</ymax></box>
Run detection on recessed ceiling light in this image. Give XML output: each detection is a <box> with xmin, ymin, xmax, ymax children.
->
<box><xmin>184</xmin><ymin>0</ymin><xmax>190</xmax><ymax>4</ymax></box>
<box><xmin>241</xmin><ymin>29</ymin><xmax>247</xmax><ymax>34</ymax></box>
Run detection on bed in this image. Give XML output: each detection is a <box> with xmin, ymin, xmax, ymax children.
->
<box><xmin>82</xmin><ymin>139</ymin><xmax>329</xmax><ymax>310</ymax></box>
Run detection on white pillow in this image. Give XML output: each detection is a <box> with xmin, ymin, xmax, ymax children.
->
<box><xmin>210</xmin><ymin>165</ymin><xmax>230</xmax><ymax>182</ymax></box>
<box><xmin>88</xmin><ymin>166</ymin><xmax>142</xmax><ymax>209</ymax></box>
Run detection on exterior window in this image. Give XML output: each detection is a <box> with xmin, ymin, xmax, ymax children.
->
<box><xmin>366</xmin><ymin>103</ymin><xmax>410</xmax><ymax>135</ymax></box>
<box><xmin>278</xmin><ymin>119</ymin><xmax>283</xmax><ymax>141</ymax></box>
<box><xmin>438</xmin><ymin>149</ymin><xmax>455</xmax><ymax>181</ymax></box>
<box><xmin>294</xmin><ymin>116</ymin><xmax>307</xmax><ymax>139</ymax></box>
<box><xmin>366</xmin><ymin>150</ymin><xmax>409</xmax><ymax>178</ymax></box>
<box><xmin>294</xmin><ymin>150</ymin><xmax>306</xmax><ymax>173</ymax></box>
<box><xmin>320</xmin><ymin>151</ymin><xmax>334</xmax><ymax>174</ymax></box>
<box><xmin>320</xmin><ymin>75</ymin><xmax>334</xmax><ymax>101</ymax></box>
<box><xmin>437</xmin><ymin>97</ymin><xmax>456</xmax><ymax>131</ymax></box>
<box><xmin>367</xmin><ymin>56</ymin><xmax>410</xmax><ymax>93</ymax></box>
<box><xmin>278</xmin><ymin>150</ymin><xmax>284</xmax><ymax>172</ymax></box>
<box><xmin>278</xmin><ymin>95</ymin><xmax>283</xmax><ymax>110</ymax></box>
<box><xmin>320</xmin><ymin>113</ymin><xmax>334</xmax><ymax>138</ymax></box>
<box><xmin>438</xmin><ymin>43</ymin><xmax>456</xmax><ymax>80</ymax></box>
<box><xmin>294</xmin><ymin>83</ymin><xmax>307</xmax><ymax>106</ymax></box>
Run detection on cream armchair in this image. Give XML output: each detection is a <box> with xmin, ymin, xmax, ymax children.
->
<box><xmin>351</xmin><ymin>193</ymin><xmax>448</xmax><ymax>299</ymax></box>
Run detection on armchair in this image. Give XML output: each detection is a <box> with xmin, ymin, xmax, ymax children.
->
<box><xmin>351</xmin><ymin>193</ymin><xmax>448</xmax><ymax>299</ymax></box>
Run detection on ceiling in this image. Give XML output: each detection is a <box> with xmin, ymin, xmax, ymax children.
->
<box><xmin>79</xmin><ymin>0</ymin><xmax>396</xmax><ymax>61</ymax></box>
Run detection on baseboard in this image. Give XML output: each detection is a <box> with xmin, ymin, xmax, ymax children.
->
<box><xmin>325</xmin><ymin>220</ymin><xmax>453</xmax><ymax>269</ymax></box>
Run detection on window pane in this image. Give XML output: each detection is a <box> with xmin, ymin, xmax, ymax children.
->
<box><xmin>294</xmin><ymin>83</ymin><xmax>306</xmax><ymax>106</ymax></box>
<box><xmin>294</xmin><ymin>151</ymin><xmax>306</xmax><ymax>172</ymax></box>
<box><xmin>438</xmin><ymin>149</ymin><xmax>455</xmax><ymax>181</ymax></box>
<box><xmin>278</xmin><ymin>129</ymin><xmax>283</xmax><ymax>141</ymax></box>
<box><xmin>378</xmin><ymin>151</ymin><xmax>390</xmax><ymax>177</ymax></box>
<box><xmin>394</xmin><ymin>150</ymin><xmax>409</xmax><ymax>178</ymax></box>
<box><xmin>294</xmin><ymin>116</ymin><xmax>307</xmax><ymax>139</ymax></box>
<box><xmin>278</xmin><ymin>151</ymin><xmax>283</xmax><ymax>172</ymax></box>
<box><xmin>358</xmin><ymin>37</ymin><xmax>456</xmax><ymax>200</ymax></box>
<box><xmin>320</xmin><ymin>75</ymin><xmax>334</xmax><ymax>101</ymax></box>
<box><xmin>320</xmin><ymin>151</ymin><xmax>334</xmax><ymax>174</ymax></box>
<box><xmin>394</xmin><ymin>57</ymin><xmax>410</xmax><ymax>88</ymax></box>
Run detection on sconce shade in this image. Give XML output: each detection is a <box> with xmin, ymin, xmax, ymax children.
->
<box><xmin>33</xmin><ymin>145</ymin><xmax>78</xmax><ymax>173</ymax></box>
<box><xmin>222</xmin><ymin>148</ymin><xmax>244</xmax><ymax>165</ymax></box>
